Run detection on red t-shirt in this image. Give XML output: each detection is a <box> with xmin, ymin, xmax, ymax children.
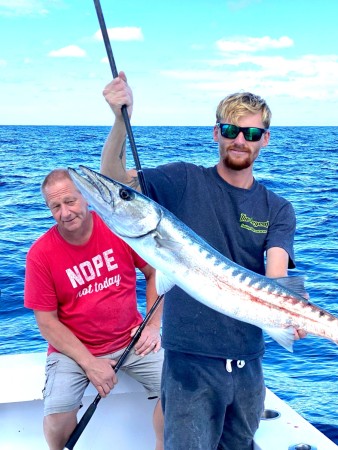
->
<box><xmin>24</xmin><ymin>211</ymin><xmax>146</xmax><ymax>356</ymax></box>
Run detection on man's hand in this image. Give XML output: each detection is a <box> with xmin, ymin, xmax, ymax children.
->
<box><xmin>132</xmin><ymin>323</ymin><xmax>161</xmax><ymax>357</ymax></box>
<box><xmin>84</xmin><ymin>357</ymin><xmax>118</xmax><ymax>398</ymax></box>
<box><xmin>295</xmin><ymin>329</ymin><xmax>307</xmax><ymax>340</ymax></box>
<box><xmin>103</xmin><ymin>70</ymin><xmax>133</xmax><ymax>119</ymax></box>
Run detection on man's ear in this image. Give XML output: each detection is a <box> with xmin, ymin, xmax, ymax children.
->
<box><xmin>213</xmin><ymin>125</ymin><xmax>219</xmax><ymax>142</ymax></box>
<box><xmin>262</xmin><ymin>130</ymin><xmax>270</xmax><ymax>147</ymax></box>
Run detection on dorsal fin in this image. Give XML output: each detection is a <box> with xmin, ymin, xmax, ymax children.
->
<box><xmin>271</xmin><ymin>275</ymin><xmax>309</xmax><ymax>300</ymax></box>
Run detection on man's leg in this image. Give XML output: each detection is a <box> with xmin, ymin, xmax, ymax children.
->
<box><xmin>161</xmin><ymin>350</ymin><xmax>230</xmax><ymax>450</ymax></box>
<box><xmin>218</xmin><ymin>358</ymin><xmax>265</xmax><ymax>450</ymax></box>
<box><xmin>153</xmin><ymin>398</ymin><xmax>164</xmax><ymax>450</ymax></box>
<box><xmin>43</xmin><ymin>353</ymin><xmax>89</xmax><ymax>450</ymax></box>
<box><xmin>110</xmin><ymin>347</ymin><xmax>164</xmax><ymax>450</ymax></box>
<box><xmin>43</xmin><ymin>410</ymin><xmax>78</xmax><ymax>450</ymax></box>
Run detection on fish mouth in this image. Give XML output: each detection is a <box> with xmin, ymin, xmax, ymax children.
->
<box><xmin>68</xmin><ymin>165</ymin><xmax>162</xmax><ymax>239</ymax></box>
<box><xmin>68</xmin><ymin>166</ymin><xmax>117</xmax><ymax>206</ymax></box>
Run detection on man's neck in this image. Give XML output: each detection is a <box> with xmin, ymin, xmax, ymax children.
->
<box><xmin>216</xmin><ymin>163</ymin><xmax>254</xmax><ymax>189</ymax></box>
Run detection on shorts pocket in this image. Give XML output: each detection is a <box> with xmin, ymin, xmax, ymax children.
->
<box><xmin>42</xmin><ymin>359</ymin><xmax>58</xmax><ymax>399</ymax></box>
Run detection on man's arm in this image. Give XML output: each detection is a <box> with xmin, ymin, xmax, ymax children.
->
<box><xmin>265</xmin><ymin>247</ymin><xmax>307</xmax><ymax>339</ymax></box>
<box><xmin>132</xmin><ymin>264</ymin><xmax>163</xmax><ymax>356</ymax></box>
<box><xmin>34</xmin><ymin>310</ymin><xmax>117</xmax><ymax>397</ymax></box>
<box><xmin>265</xmin><ymin>247</ymin><xmax>289</xmax><ymax>277</ymax></box>
<box><xmin>101</xmin><ymin>71</ymin><xmax>141</xmax><ymax>191</ymax></box>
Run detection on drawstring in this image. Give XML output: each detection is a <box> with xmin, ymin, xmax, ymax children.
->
<box><xmin>225</xmin><ymin>359</ymin><xmax>246</xmax><ymax>373</ymax></box>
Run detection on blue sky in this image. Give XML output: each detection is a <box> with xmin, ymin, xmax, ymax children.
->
<box><xmin>1</xmin><ymin>0</ymin><xmax>337</xmax><ymax>126</ymax></box>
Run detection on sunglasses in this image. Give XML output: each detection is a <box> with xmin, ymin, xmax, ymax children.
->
<box><xmin>216</xmin><ymin>123</ymin><xmax>267</xmax><ymax>142</ymax></box>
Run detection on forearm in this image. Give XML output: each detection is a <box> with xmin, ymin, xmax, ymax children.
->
<box><xmin>145</xmin><ymin>275</ymin><xmax>163</xmax><ymax>330</ymax></box>
<box><xmin>100</xmin><ymin>116</ymin><xmax>129</xmax><ymax>180</ymax></box>
<box><xmin>265</xmin><ymin>247</ymin><xmax>289</xmax><ymax>277</ymax></box>
<box><xmin>100</xmin><ymin>122</ymin><xmax>140</xmax><ymax>190</ymax></box>
<box><xmin>101</xmin><ymin>72</ymin><xmax>141</xmax><ymax>190</ymax></box>
<box><xmin>35</xmin><ymin>312</ymin><xmax>95</xmax><ymax>370</ymax></box>
<box><xmin>133</xmin><ymin>286</ymin><xmax>163</xmax><ymax>356</ymax></box>
<box><xmin>146</xmin><ymin>299</ymin><xmax>163</xmax><ymax>330</ymax></box>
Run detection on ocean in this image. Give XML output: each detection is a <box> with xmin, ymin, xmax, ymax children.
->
<box><xmin>1</xmin><ymin>125</ymin><xmax>338</xmax><ymax>444</ymax></box>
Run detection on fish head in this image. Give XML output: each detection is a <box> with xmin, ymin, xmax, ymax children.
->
<box><xmin>68</xmin><ymin>166</ymin><xmax>161</xmax><ymax>238</ymax></box>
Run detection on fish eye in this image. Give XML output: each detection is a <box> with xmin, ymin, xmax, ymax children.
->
<box><xmin>119</xmin><ymin>188</ymin><xmax>134</xmax><ymax>201</ymax></box>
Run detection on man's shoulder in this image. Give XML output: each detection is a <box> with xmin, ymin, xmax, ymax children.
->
<box><xmin>147</xmin><ymin>161</ymin><xmax>208</xmax><ymax>174</ymax></box>
<box><xmin>255</xmin><ymin>180</ymin><xmax>292</xmax><ymax>207</ymax></box>
<box><xmin>28</xmin><ymin>226</ymin><xmax>56</xmax><ymax>250</ymax></box>
<box><xmin>92</xmin><ymin>210</ymin><xmax>122</xmax><ymax>239</ymax></box>
<box><xmin>91</xmin><ymin>210</ymin><xmax>135</xmax><ymax>254</ymax></box>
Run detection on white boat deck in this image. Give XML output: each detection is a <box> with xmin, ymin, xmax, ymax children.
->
<box><xmin>0</xmin><ymin>352</ymin><xmax>337</xmax><ymax>450</ymax></box>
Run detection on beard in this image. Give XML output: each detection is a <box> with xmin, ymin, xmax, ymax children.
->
<box><xmin>222</xmin><ymin>151</ymin><xmax>252</xmax><ymax>171</ymax></box>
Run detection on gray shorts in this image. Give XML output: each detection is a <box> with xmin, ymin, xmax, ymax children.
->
<box><xmin>43</xmin><ymin>347</ymin><xmax>164</xmax><ymax>416</ymax></box>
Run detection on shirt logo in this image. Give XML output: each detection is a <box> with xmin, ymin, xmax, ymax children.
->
<box><xmin>65</xmin><ymin>248</ymin><xmax>121</xmax><ymax>298</ymax></box>
<box><xmin>240</xmin><ymin>213</ymin><xmax>269</xmax><ymax>234</ymax></box>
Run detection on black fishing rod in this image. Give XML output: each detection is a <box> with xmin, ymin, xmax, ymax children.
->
<box><xmin>64</xmin><ymin>2</ymin><xmax>164</xmax><ymax>448</ymax></box>
<box><xmin>64</xmin><ymin>293</ymin><xmax>164</xmax><ymax>450</ymax></box>
<box><xmin>93</xmin><ymin>0</ymin><xmax>149</xmax><ymax>196</ymax></box>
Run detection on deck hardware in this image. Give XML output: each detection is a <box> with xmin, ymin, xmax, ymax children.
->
<box><xmin>288</xmin><ymin>444</ymin><xmax>317</xmax><ymax>450</ymax></box>
<box><xmin>261</xmin><ymin>409</ymin><xmax>281</xmax><ymax>420</ymax></box>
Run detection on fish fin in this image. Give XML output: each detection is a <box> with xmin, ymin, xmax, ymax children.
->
<box><xmin>156</xmin><ymin>270</ymin><xmax>176</xmax><ymax>295</ymax></box>
<box><xmin>271</xmin><ymin>276</ymin><xmax>309</xmax><ymax>300</ymax></box>
<box><xmin>264</xmin><ymin>326</ymin><xmax>295</xmax><ymax>352</ymax></box>
<box><xmin>155</xmin><ymin>235</ymin><xmax>184</xmax><ymax>252</ymax></box>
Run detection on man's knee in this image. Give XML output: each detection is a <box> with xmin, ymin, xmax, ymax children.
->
<box><xmin>44</xmin><ymin>410</ymin><xmax>78</xmax><ymax>433</ymax></box>
<box><xmin>43</xmin><ymin>410</ymin><xmax>78</xmax><ymax>449</ymax></box>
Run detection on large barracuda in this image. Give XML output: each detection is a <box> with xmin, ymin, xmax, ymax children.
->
<box><xmin>69</xmin><ymin>166</ymin><xmax>338</xmax><ymax>352</ymax></box>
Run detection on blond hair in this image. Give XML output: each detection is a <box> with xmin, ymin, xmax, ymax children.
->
<box><xmin>216</xmin><ymin>92</ymin><xmax>271</xmax><ymax>129</ymax></box>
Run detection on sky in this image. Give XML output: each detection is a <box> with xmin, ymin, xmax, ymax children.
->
<box><xmin>0</xmin><ymin>0</ymin><xmax>337</xmax><ymax>126</ymax></box>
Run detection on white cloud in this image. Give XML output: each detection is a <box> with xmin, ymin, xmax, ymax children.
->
<box><xmin>0</xmin><ymin>0</ymin><xmax>55</xmax><ymax>16</ymax></box>
<box><xmin>216</xmin><ymin>36</ymin><xmax>293</xmax><ymax>53</ymax></box>
<box><xmin>0</xmin><ymin>59</ymin><xmax>7</xmax><ymax>67</ymax></box>
<box><xmin>160</xmin><ymin>70</ymin><xmax>220</xmax><ymax>81</ymax></box>
<box><xmin>48</xmin><ymin>45</ymin><xmax>86</xmax><ymax>58</ymax></box>
<box><xmin>209</xmin><ymin>53</ymin><xmax>338</xmax><ymax>77</ymax></box>
<box><xmin>161</xmin><ymin>52</ymin><xmax>338</xmax><ymax>101</ymax></box>
<box><xmin>94</xmin><ymin>27</ymin><xmax>144</xmax><ymax>42</ymax></box>
<box><xmin>160</xmin><ymin>35</ymin><xmax>338</xmax><ymax>103</ymax></box>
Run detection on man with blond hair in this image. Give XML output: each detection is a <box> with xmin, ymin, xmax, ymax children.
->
<box><xmin>100</xmin><ymin>72</ymin><xmax>305</xmax><ymax>450</ymax></box>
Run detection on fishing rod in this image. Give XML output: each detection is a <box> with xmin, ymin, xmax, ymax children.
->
<box><xmin>64</xmin><ymin>293</ymin><xmax>164</xmax><ymax>450</ymax></box>
<box><xmin>64</xmin><ymin>2</ymin><xmax>164</xmax><ymax>448</ymax></box>
<box><xmin>93</xmin><ymin>0</ymin><xmax>149</xmax><ymax>197</ymax></box>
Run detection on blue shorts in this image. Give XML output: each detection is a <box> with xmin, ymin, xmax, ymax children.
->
<box><xmin>43</xmin><ymin>347</ymin><xmax>164</xmax><ymax>416</ymax></box>
<box><xmin>161</xmin><ymin>350</ymin><xmax>265</xmax><ymax>450</ymax></box>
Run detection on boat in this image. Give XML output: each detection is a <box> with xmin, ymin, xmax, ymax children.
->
<box><xmin>1</xmin><ymin>352</ymin><xmax>337</xmax><ymax>450</ymax></box>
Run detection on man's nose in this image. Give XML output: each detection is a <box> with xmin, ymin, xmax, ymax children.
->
<box><xmin>233</xmin><ymin>131</ymin><xmax>246</xmax><ymax>144</ymax></box>
<box><xmin>60</xmin><ymin>203</ymin><xmax>71</xmax><ymax>217</ymax></box>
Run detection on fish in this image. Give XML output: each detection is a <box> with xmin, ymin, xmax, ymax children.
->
<box><xmin>69</xmin><ymin>165</ymin><xmax>338</xmax><ymax>352</ymax></box>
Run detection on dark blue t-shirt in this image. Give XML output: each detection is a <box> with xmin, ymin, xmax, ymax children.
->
<box><xmin>143</xmin><ymin>162</ymin><xmax>296</xmax><ymax>360</ymax></box>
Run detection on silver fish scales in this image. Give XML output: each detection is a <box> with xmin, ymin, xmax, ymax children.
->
<box><xmin>69</xmin><ymin>166</ymin><xmax>338</xmax><ymax>352</ymax></box>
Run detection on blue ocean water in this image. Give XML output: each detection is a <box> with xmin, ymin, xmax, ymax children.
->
<box><xmin>0</xmin><ymin>125</ymin><xmax>337</xmax><ymax>443</ymax></box>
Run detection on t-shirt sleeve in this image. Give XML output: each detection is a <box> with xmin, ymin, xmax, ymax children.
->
<box><xmin>24</xmin><ymin>247</ymin><xmax>58</xmax><ymax>311</ymax></box>
<box><xmin>265</xmin><ymin>200</ymin><xmax>296</xmax><ymax>269</ymax></box>
<box><xmin>131</xmin><ymin>247</ymin><xmax>148</xmax><ymax>269</ymax></box>
<box><xmin>143</xmin><ymin>162</ymin><xmax>187</xmax><ymax>215</ymax></box>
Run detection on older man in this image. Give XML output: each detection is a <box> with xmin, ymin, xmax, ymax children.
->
<box><xmin>24</xmin><ymin>169</ymin><xmax>164</xmax><ymax>450</ymax></box>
